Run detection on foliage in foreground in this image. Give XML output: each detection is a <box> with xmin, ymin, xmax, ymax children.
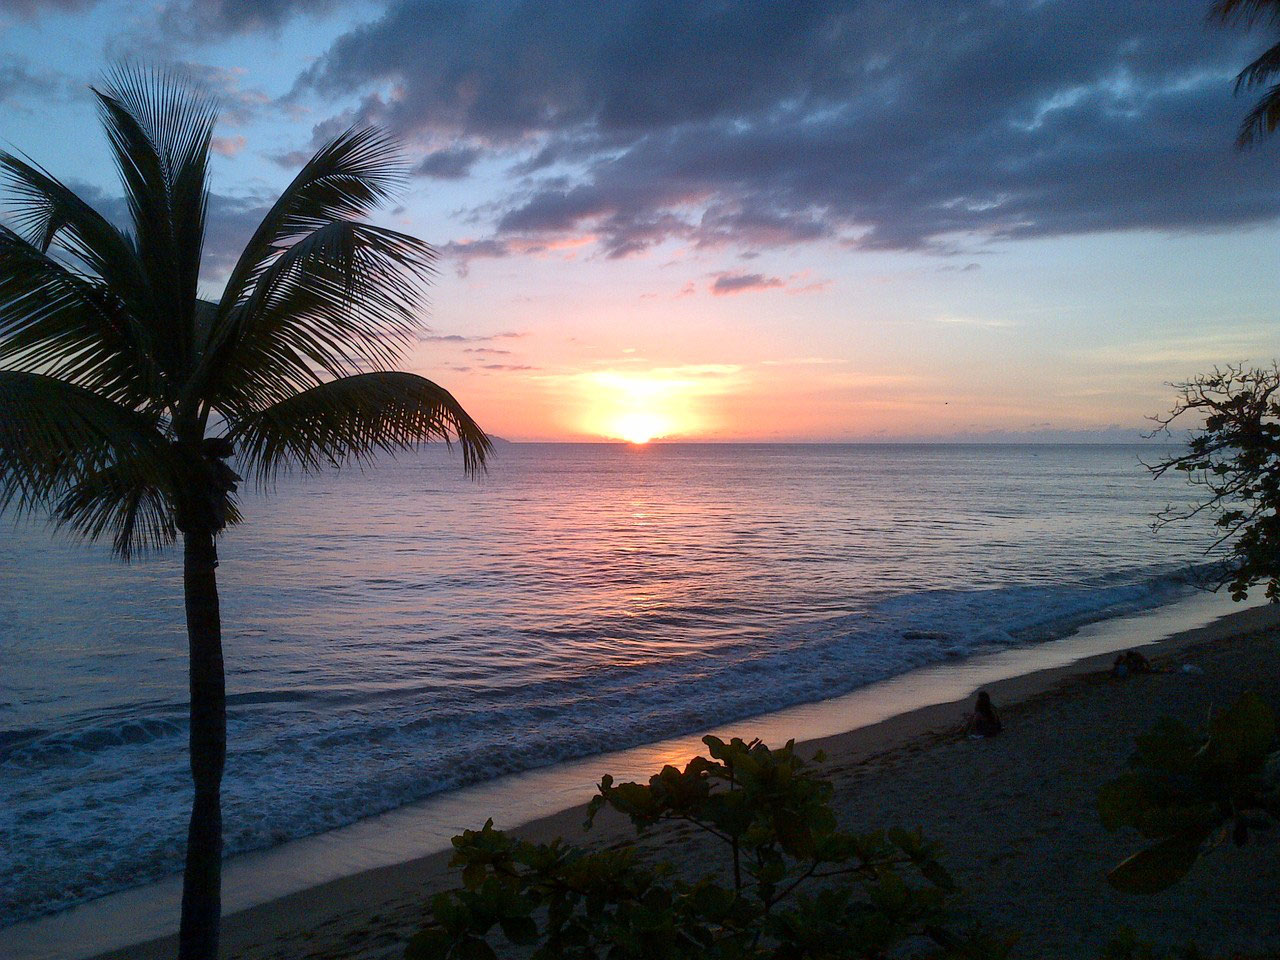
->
<box><xmin>407</xmin><ymin>736</ymin><xmax>1010</xmax><ymax>959</ymax></box>
<box><xmin>1099</xmin><ymin>691</ymin><xmax>1279</xmax><ymax>894</ymax></box>
<box><xmin>1101</xmin><ymin>928</ymin><xmax>1206</xmax><ymax>960</ymax></box>
<box><xmin>1147</xmin><ymin>364</ymin><xmax>1280</xmax><ymax>602</ymax></box>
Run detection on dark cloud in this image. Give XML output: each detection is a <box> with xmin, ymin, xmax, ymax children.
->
<box><xmin>0</xmin><ymin>0</ymin><xmax>94</xmax><ymax>15</ymax></box>
<box><xmin>437</xmin><ymin>237</ymin><xmax>522</xmax><ymax>276</ymax></box>
<box><xmin>159</xmin><ymin>0</ymin><xmax>340</xmax><ymax>38</ymax></box>
<box><xmin>200</xmin><ymin>194</ymin><xmax>274</xmax><ymax>276</ymax></box>
<box><xmin>3</xmin><ymin>0</ymin><xmax>334</xmax><ymax>33</ymax></box>
<box><xmin>415</xmin><ymin>145</ymin><xmax>482</xmax><ymax>179</ymax></box>
<box><xmin>298</xmin><ymin>0</ymin><xmax>1280</xmax><ymax>260</ymax></box>
<box><xmin>0</xmin><ymin>57</ymin><xmax>70</xmax><ymax>106</ymax></box>
<box><xmin>418</xmin><ymin>330</ymin><xmax>525</xmax><ymax>342</ymax></box>
<box><xmin>711</xmin><ymin>273</ymin><xmax>785</xmax><ymax>296</ymax></box>
<box><xmin>66</xmin><ymin>181</ymin><xmax>272</xmax><ymax>279</ymax></box>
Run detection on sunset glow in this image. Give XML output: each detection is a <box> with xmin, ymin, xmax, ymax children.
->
<box><xmin>1</xmin><ymin>0</ymin><xmax>1277</xmax><ymax>447</ymax></box>
<box><xmin>570</xmin><ymin>368</ymin><xmax>745</xmax><ymax>442</ymax></box>
<box><xmin>612</xmin><ymin>412</ymin><xmax>665</xmax><ymax>444</ymax></box>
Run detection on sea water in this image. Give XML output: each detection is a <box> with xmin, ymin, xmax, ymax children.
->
<box><xmin>0</xmin><ymin>443</ymin><xmax>1221</xmax><ymax>925</ymax></box>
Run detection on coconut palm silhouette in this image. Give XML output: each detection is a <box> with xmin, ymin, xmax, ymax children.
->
<box><xmin>0</xmin><ymin>66</ymin><xmax>489</xmax><ymax>959</ymax></box>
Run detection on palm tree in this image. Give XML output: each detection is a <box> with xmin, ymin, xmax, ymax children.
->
<box><xmin>0</xmin><ymin>68</ymin><xmax>489</xmax><ymax>959</ymax></box>
<box><xmin>1212</xmin><ymin>0</ymin><xmax>1280</xmax><ymax>144</ymax></box>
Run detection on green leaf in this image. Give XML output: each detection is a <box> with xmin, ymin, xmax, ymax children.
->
<box><xmin>919</xmin><ymin>858</ymin><xmax>955</xmax><ymax>892</ymax></box>
<box><xmin>1099</xmin><ymin>773</ymin><xmax>1154</xmax><ymax>832</ymax></box>
<box><xmin>1201</xmin><ymin>692</ymin><xmax>1275</xmax><ymax>772</ymax></box>
<box><xmin>1131</xmin><ymin>718</ymin><xmax>1199</xmax><ymax>774</ymax></box>
<box><xmin>461</xmin><ymin>861</ymin><xmax>487</xmax><ymax>890</ymax></box>
<box><xmin>232</xmin><ymin>371</ymin><xmax>489</xmax><ymax>482</ymax></box>
<box><xmin>403</xmin><ymin>928</ymin><xmax>453</xmax><ymax>960</ymax></box>
<box><xmin>1106</xmin><ymin>832</ymin><xmax>1206</xmax><ymax>894</ymax></box>
<box><xmin>499</xmin><ymin>916</ymin><xmax>539</xmax><ymax>944</ymax></box>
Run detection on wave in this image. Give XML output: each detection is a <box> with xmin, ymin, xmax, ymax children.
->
<box><xmin>1</xmin><ymin>715</ymin><xmax>186</xmax><ymax>767</ymax></box>
<box><xmin>0</xmin><ymin>563</ymin><xmax>1206</xmax><ymax>927</ymax></box>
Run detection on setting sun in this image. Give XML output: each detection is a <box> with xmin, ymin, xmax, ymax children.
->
<box><xmin>613</xmin><ymin>411</ymin><xmax>666</xmax><ymax>444</ymax></box>
<box><xmin>570</xmin><ymin>367</ymin><xmax>742</xmax><ymax>442</ymax></box>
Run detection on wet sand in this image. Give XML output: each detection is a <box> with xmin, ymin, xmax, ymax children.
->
<box><xmin>80</xmin><ymin>602</ymin><xmax>1280</xmax><ymax>960</ymax></box>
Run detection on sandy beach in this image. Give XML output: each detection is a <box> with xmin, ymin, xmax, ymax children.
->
<box><xmin>71</xmin><ymin>602</ymin><xmax>1280</xmax><ymax>960</ymax></box>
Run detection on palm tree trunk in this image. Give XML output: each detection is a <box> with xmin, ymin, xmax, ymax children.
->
<box><xmin>178</xmin><ymin>527</ymin><xmax>225</xmax><ymax>960</ymax></box>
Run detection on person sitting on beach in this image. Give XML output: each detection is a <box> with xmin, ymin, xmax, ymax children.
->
<box><xmin>966</xmin><ymin>690</ymin><xmax>1002</xmax><ymax>738</ymax></box>
<box><xmin>1111</xmin><ymin>650</ymin><xmax>1152</xmax><ymax>677</ymax></box>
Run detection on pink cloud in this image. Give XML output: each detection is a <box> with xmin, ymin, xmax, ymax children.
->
<box><xmin>211</xmin><ymin>135</ymin><xmax>247</xmax><ymax>157</ymax></box>
<box><xmin>710</xmin><ymin>272</ymin><xmax>784</xmax><ymax>296</ymax></box>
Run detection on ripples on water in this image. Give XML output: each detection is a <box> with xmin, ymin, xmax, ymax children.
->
<box><xmin>0</xmin><ymin>443</ymin><xmax>1215</xmax><ymax>923</ymax></box>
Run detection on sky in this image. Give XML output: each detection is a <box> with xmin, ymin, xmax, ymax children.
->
<box><xmin>0</xmin><ymin>0</ymin><xmax>1277</xmax><ymax>442</ymax></box>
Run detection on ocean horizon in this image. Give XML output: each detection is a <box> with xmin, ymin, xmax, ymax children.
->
<box><xmin>0</xmin><ymin>442</ymin><xmax>1219</xmax><ymax>926</ymax></box>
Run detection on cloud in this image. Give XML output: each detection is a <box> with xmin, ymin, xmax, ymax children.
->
<box><xmin>437</xmin><ymin>233</ymin><xmax>597</xmax><ymax>275</ymax></box>
<box><xmin>0</xmin><ymin>57</ymin><xmax>70</xmax><ymax>107</ymax></box>
<box><xmin>158</xmin><ymin>0</ymin><xmax>341</xmax><ymax>38</ymax></box>
<box><xmin>437</xmin><ymin>238</ymin><xmax>514</xmax><ymax>276</ymax></box>
<box><xmin>174</xmin><ymin>62</ymin><xmax>273</xmax><ymax>126</ymax></box>
<box><xmin>761</xmin><ymin>357</ymin><xmax>849</xmax><ymax>366</ymax></box>
<box><xmin>705</xmin><ymin>270</ymin><xmax>827</xmax><ymax>295</ymax></box>
<box><xmin>0</xmin><ymin>0</ymin><xmax>93</xmax><ymax>15</ymax></box>
<box><xmin>933</xmin><ymin>314</ymin><xmax>1015</xmax><ymax>329</ymax></box>
<box><xmin>68</xmin><ymin>180</ymin><xmax>273</xmax><ymax>279</ymax></box>
<box><xmin>6</xmin><ymin>0</ymin><xmax>344</xmax><ymax>45</ymax></box>
<box><xmin>211</xmin><ymin>135</ymin><xmax>247</xmax><ymax>157</ymax></box>
<box><xmin>710</xmin><ymin>272</ymin><xmax>785</xmax><ymax>295</ymax></box>
<box><xmin>415</xmin><ymin>145</ymin><xmax>482</xmax><ymax>179</ymax></box>
<box><xmin>295</xmin><ymin>0</ymin><xmax>1280</xmax><ymax>260</ymax></box>
<box><xmin>418</xmin><ymin>330</ymin><xmax>526</xmax><ymax>343</ymax></box>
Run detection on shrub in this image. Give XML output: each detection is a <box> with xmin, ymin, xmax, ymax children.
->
<box><xmin>406</xmin><ymin>736</ymin><xmax>1007</xmax><ymax>959</ymax></box>
<box><xmin>1099</xmin><ymin>692</ymin><xmax>1279</xmax><ymax>894</ymax></box>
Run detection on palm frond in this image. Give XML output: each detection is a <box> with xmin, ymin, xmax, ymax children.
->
<box><xmin>51</xmin><ymin>459</ymin><xmax>180</xmax><ymax>560</ymax></box>
<box><xmin>231</xmin><ymin>371</ymin><xmax>490</xmax><ymax>483</ymax></box>
<box><xmin>1211</xmin><ymin>0</ymin><xmax>1280</xmax><ymax>26</ymax></box>
<box><xmin>198</xmin><ymin>221</ymin><xmax>435</xmax><ymax>416</ymax></box>
<box><xmin>0</xmin><ymin>225</ymin><xmax>165</xmax><ymax>403</ymax></box>
<box><xmin>1211</xmin><ymin>0</ymin><xmax>1280</xmax><ymax>145</ymax></box>
<box><xmin>1237</xmin><ymin>79</ymin><xmax>1280</xmax><ymax>144</ymax></box>
<box><xmin>0</xmin><ymin>152</ymin><xmax>143</xmax><ymax>279</ymax></box>
<box><xmin>217</xmin><ymin>126</ymin><xmax>407</xmax><ymax>314</ymax></box>
<box><xmin>0</xmin><ymin>369</ymin><xmax>172</xmax><ymax>515</ymax></box>
<box><xmin>92</xmin><ymin>64</ymin><xmax>217</xmax><ymax>378</ymax></box>
<box><xmin>1234</xmin><ymin>35</ymin><xmax>1280</xmax><ymax>89</ymax></box>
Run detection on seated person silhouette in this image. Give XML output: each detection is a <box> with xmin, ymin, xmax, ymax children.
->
<box><xmin>966</xmin><ymin>690</ymin><xmax>1003</xmax><ymax>738</ymax></box>
<box><xmin>1111</xmin><ymin>649</ymin><xmax>1152</xmax><ymax>677</ymax></box>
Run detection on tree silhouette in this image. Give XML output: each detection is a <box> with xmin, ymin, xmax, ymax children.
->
<box><xmin>0</xmin><ymin>66</ymin><xmax>489</xmax><ymax>959</ymax></box>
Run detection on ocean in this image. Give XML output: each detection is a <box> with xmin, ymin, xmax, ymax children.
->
<box><xmin>0</xmin><ymin>442</ymin><xmax>1219</xmax><ymax>926</ymax></box>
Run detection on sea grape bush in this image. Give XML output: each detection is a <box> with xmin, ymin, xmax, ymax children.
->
<box><xmin>1099</xmin><ymin>692</ymin><xmax>1279</xmax><ymax>894</ymax></box>
<box><xmin>1101</xmin><ymin>928</ymin><xmax>1205</xmax><ymax>960</ymax></box>
<box><xmin>406</xmin><ymin>736</ymin><xmax>1003</xmax><ymax>959</ymax></box>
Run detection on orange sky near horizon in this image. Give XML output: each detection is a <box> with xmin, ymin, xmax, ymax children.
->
<box><xmin>407</xmin><ymin>226</ymin><xmax>1279</xmax><ymax>444</ymax></box>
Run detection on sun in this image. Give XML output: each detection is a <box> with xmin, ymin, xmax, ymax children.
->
<box><xmin>613</xmin><ymin>411</ymin><xmax>666</xmax><ymax>444</ymax></box>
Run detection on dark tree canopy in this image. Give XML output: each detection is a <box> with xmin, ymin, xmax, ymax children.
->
<box><xmin>1148</xmin><ymin>364</ymin><xmax>1280</xmax><ymax>602</ymax></box>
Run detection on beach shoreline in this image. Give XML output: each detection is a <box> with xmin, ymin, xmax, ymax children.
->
<box><xmin>3</xmin><ymin>593</ymin><xmax>1276</xmax><ymax>960</ymax></box>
